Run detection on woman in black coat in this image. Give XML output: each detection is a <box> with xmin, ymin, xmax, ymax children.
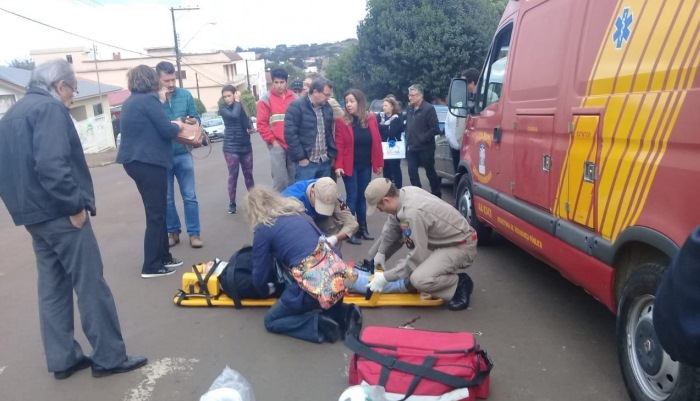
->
<box><xmin>376</xmin><ymin>96</ymin><xmax>404</xmax><ymax>188</ymax></box>
<box><xmin>220</xmin><ymin>85</ymin><xmax>254</xmax><ymax>214</ymax></box>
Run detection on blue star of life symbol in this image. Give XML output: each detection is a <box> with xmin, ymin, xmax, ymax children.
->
<box><xmin>613</xmin><ymin>7</ymin><xmax>633</xmax><ymax>49</ymax></box>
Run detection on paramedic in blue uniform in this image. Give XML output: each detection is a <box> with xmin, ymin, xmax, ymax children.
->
<box><xmin>654</xmin><ymin>225</ymin><xmax>700</xmax><ymax>367</ymax></box>
<box><xmin>281</xmin><ymin>177</ymin><xmax>359</xmax><ymax>246</ymax></box>
<box><xmin>365</xmin><ymin>178</ymin><xmax>477</xmax><ymax>311</ymax></box>
<box><xmin>0</xmin><ymin>59</ymin><xmax>147</xmax><ymax>379</ymax></box>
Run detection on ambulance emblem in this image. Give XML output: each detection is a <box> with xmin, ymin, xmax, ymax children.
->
<box><xmin>613</xmin><ymin>7</ymin><xmax>633</xmax><ymax>50</ymax></box>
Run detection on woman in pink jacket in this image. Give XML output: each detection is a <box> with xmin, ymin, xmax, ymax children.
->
<box><xmin>334</xmin><ymin>88</ymin><xmax>384</xmax><ymax>244</ymax></box>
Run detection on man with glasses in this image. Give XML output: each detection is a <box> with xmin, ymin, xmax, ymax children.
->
<box><xmin>405</xmin><ymin>84</ymin><xmax>442</xmax><ymax>198</ymax></box>
<box><xmin>284</xmin><ymin>77</ymin><xmax>337</xmax><ymax>181</ymax></box>
<box><xmin>0</xmin><ymin>59</ymin><xmax>147</xmax><ymax>379</ymax></box>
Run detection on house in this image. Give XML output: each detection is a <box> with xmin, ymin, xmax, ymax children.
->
<box><xmin>0</xmin><ymin>66</ymin><xmax>122</xmax><ymax>154</ymax></box>
<box><xmin>30</xmin><ymin>47</ymin><xmax>268</xmax><ymax>111</ymax></box>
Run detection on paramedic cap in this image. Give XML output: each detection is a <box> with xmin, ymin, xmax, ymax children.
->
<box><xmin>290</xmin><ymin>80</ymin><xmax>303</xmax><ymax>91</ymax></box>
<box><xmin>365</xmin><ymin>178</ymin><xmax>392</xmax><ymax>216</ymax></box>
<box><xmin>313</xmin><ymin>177</ymin><xmax>337</xmax><ymax>216</ymax></box>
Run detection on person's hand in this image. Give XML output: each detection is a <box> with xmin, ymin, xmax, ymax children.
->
<box><xmin>376</xmin><ymin>167</ymin><xmax>383</xmax><ymax>175</ymax></box>
<box><xmin>271</xmin><ymin>140</ymin><xmax>281</xmax><ymax>147</ymax></box>
<box><xmin>367</xmin><ymin>271</ymin><xmax>388</xmax><ymax>293</ymax></box>
<box><xmin>320</xmin><ymin>235</ymin><xmax>338</xmax><ymax>246</ymax></box>
<box><xmin>172</xmin><ymin>120</ymin><xmax>185</xmax><ymax>130</ymax></box>
<box><xmin>234</xmin><ymin>91</ymin><xmax>242</xmax><ymax>101</ymax></box>
<box><xmin>184</xmin><ymin>117</ymin><xmax>197</xmax><ymax>125</ymax></box>
<box><xmin>373</xmin><ymin>252</ymin><xmax>386</xmax><ymax>269</ymax></box>
<box><xmin>158</xmin><ymin>87</ymin><xmax>168</xmax><ymax>103</ymax></box>
<box><xmin>69</xmin><ymin>210</ymin><xmax>87</xmax><ymax>229</ymax></box>
<box><xmin>335</xmin><ymin>168</ymin><xmax>345</xmax><ymax>177</ymax></box>
<box><xmin>298</xmin><ymin>159</ymin><xmax>310</xmax><ymax>167</ymax></box>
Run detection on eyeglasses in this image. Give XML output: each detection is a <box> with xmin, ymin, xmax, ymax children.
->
<box><xmin>323</xmin><ymin>92</ymin><xmax>333</xmax><ymax>98</ymax></box>
<box><xmin>64</xmin><ymin>82</ymin><xmax>79</xmax><ymax>96</ymax></box>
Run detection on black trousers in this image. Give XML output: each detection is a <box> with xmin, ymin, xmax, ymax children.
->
<box><xmin>383</xmin><ymin>159</ymin><xmax>403</xmax><ymax>189</ymax></box>
<box><xmin>407</xmin><ymin>148</ymin><xmax>442</xmax><ymax>197</ymax></box>
<box><xmin>451</xmin><ymin>147</ymin><xmax>461</xmax><ymax>174</ymax></box>
<box><xmin>124</xmin><ymin>161</ymin><xmax>172</xmax><ymax>273</ymax></box>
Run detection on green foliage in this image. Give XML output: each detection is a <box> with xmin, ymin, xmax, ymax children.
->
<box><xmin>194</xmin><ymin>98</ymin><xmax>207</xmax><ymax>114</ymax></box>
<box><xmin>354</xmin><ymin>0</ymin><xmax>501</xmax><ymax>103</ymax></box>
<box><xmin>267</xmin><ymin>61</ymin><xmax>305</xmax><ymax>83</ymax></box>
<box><xmin>241</xmin><ymin>90</ymin><xmax>257</xmax><ymax>117</ymax></box>
<box><xmin>7</xmin><ymin>58</ymin><xmax>35</xmax><ymax>70</ymax></box>
<box><xmin>325</xmin><ymin>45</ymin><xmax>359</xmax><ymax>100</ymax></box>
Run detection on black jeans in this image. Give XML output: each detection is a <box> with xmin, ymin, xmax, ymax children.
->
<box><xmin>451</xmin><ymin>147</ymin><xmax>460</xmax><ymax>174</ymax></box>
<box><xmin>407</xmin><ymin>148</ymin><xmax>442</xmax><ymax>197</ymax></box>
<box><xmin>124</xmin><ymin>161</ymin><xmax>173</xmax><ymax>273</ymax></box>
<box><xmin>383</xmin><ymin>159</ymin><xmax>403</xmax><ymax>189</ymax></box>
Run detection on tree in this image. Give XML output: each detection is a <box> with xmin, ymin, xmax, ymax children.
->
<box><xmin>353</xmin><ymin>0</ymin><xmax>501</xmax><ymax>103</ymax></box>
<box><xmin>215</xmin><ymin>90</ymin><xmax>257</xmax><ymax>118</ymax></box>
<box><xmin>8</xmin><ymin>58</ymin><xmax>35</xmax><ymax>70</ymax></box>
<box><xmin>194</xmin><ymin>98</ymin><xmax>207</xmax><ymax>115</ymax></box>
<box><xmin>325</xmin><ymin>45</ymin><xmax>360</xmax><ymax>99</ymax></box>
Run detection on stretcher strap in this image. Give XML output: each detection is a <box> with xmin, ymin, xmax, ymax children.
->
<box><xmin>345</xmin><ymin>334</ymin><xmax>493</xmax><ymax>391</ymax></box>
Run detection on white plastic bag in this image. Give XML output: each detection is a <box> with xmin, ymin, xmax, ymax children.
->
<box><xmin>200</xmin><ymin>366</ymin><xmax>255</xmax><ymax>401</ymax></box>
<box><xmin>339</xmin><ymin>383</ymin><xmax>470</xmax><ymax>401</ymax></box>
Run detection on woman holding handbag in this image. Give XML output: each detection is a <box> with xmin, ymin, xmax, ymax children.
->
<box><xmin>334</xmin><ymin>89</ymin><xmax>384</xmax><ymax>244</ymax></box>
<box><xmin>245</xmin><ymin>188</ymin><xmax>362</xmax><ymax>344</ymax></box>
<box><xmin>377</xmin><ymin>96</ymin><xmax>404</xmax><ymax>189</ymax></box>
<box><xmin>220</xmin><ymin>85</ymin><xmax>254</xmax><ymax>215</ymax></box>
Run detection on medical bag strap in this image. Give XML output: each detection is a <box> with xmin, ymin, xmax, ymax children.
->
<box><xmin>345</xmin><ymin>335</ymin><xmax>492</xmax><ymax>389</ymax></box>
<box><xmin>192</xmin><ymin>261</ymin><xmax>220</xmax><ymax>307</ymax></box>
<box><xmin>377</xmin><ymin>355</ymin><xmax>437</xmax><ymax>401</ymax></box>
<box><xmin>228</xmin><ymin>265</ymin><xmax>244</xmax><ymax>310</ymax></box>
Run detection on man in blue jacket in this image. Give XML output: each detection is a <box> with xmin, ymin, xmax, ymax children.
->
<box><xmin>654</xmin><ymin>225</ymin><xmax>700</xmax><ymax>367</ymax></box>
<box><xmin>0</xmin><ymin>59</ymin><xmax>146</xmax><ymax>379</ymax></box>
<box><xmin>155</xmin><ymin>62</ymin><xmax>204</xmax><ymax>249</ymax></box>
<box><xmin>284</xmin><ymin>77</ymin><xmax>337</xmax><ymax>181</ymax></box>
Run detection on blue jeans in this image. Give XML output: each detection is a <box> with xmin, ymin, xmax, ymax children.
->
<box><xmin>167</xmin><ymin>153</ymin><xmax>200</xmax><ymax>235</ymax></box>
<box><xmin>342</xmin><ymin>164</ymin><xmax>372</xmax><ymax>225</ymax></box>
<box><xmin>295</xmin><ymin>160</ymin><xmax>332</xmax><ymax>181</ymax></box>
<box><xmin>264</xmin><ymin>298</ymin><xmax>345</xmax><ymax>344</ymax></box>
<box><xmin>351</xmin><ymin>270</ymin><xmax>409</xmax><ymax>294</ymax></box>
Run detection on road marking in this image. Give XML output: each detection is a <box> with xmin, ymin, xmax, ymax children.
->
<box><xmin>0</xmin><ymin>366</ymin><xmax>6</xmax><ymax>375</ymax></box>
<box><xmin>123</xmin><ymin>358</ymin><xmax>199</xmax><ymax>401</ymax></box>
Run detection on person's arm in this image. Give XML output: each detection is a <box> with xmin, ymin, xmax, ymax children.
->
<box><xmin>283</xmin><ymin>102</ymin><xmax>305</xmax><ymax>162</ymax></box>
<box><xmin>333</xmin><ymin>204</ymin><xmax>359</xmax><ymax>239</ymax></box>
<box><xmin>334</xmin><ymin>119</ymin><xmax>348</xmax><ymax>176</ymax></box>
<box><xmin>144</xmin><ymin>97</ymin><xmax>180</xmax><ymax>140</ymax></box>
<box><xmin>251</xmin><ymin>228</ymin><xmax>275</xmax><ymax>297</ymax></box>
<box><xmin>383</xmin><ymin>213</ymin><xmax>430</xmax><ymax>282</ymax></box>
<box><xmin>378</xmin><ymin>215</ymin><xmax>403</xmax><ymax>255</ymax></box>
<box><xmin>368</xmin><ymin>116</ymin><xmax>384</xmax><ymax>173</ymax></box>
<box><xmin>32</xmin><ymin>104</ymin><xmax>85</xmax><ymax>216</ymax></box>
<box><xmin>388</xmin><ymin>116</ymin><xmax>404</xmax><ymax>141</ymax></box>
<box><xmin>425</xmin><ymin>106</ymin><xmax>440</xmax><ymax>139</ymax></box>
<box><xmin>444</xmin><ymin>111</ymin><xmax>459</xmax><ymax>149</ymax></box>
<box><xmin>256</xmin><ymin>100</ymin><xmax>275</xmax><ymax>144</ymax></box>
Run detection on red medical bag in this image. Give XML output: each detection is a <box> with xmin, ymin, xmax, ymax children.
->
<box><xmin>346</xmin><ymin>326</ymin><xmax>493</xmax><ymax>400</ymax></box>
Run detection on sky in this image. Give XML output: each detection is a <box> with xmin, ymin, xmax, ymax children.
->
<box><xmin>0</xmin><ymin>0</ymin><xmax>368</xmax><ymax>64</ymax></box>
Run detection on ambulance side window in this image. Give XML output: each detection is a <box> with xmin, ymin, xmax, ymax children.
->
<box><xmin>478</xmin><ymin>23</ymin><xmax>512</xmax><ymax>111</ymax></box>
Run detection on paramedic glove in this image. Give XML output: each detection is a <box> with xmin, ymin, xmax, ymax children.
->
<box><xmin>319</xmin><ymin>235</ymin><xmax>338</xmax><ymax>246</ymax></box>
<box><xmin>367</xmin><ymin>271</ymin><xmax>388</xmax><ymax>293</ymax></box>
<box><xmin>373</xmin><ymin>252</ymin><xmax>386</xmax><ymax>269</ymax></box>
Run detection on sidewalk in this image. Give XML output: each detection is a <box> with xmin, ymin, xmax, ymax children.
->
<box><xmin>85</xmin><ymin>148</ymin><xmax>117</xmax><ymax>168</ymax></box>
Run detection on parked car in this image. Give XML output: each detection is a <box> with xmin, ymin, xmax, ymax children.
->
<box><xmin>433</xmin><ymin>104</ymin><xmax>455</xmax><ymax>182</ymax></box>
<box><xmin>201</xmin><ymin>117</ymin><xmax>225</xmax><ymax>141</ymax></box>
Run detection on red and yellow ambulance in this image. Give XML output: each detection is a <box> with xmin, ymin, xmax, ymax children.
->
<box><xmin>448</xmin><ymin>1</ymin><xmax>700</xmax><ymax>400</ymax></box>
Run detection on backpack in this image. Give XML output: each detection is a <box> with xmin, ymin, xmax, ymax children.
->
<box><xmin>219</xmin><ymin>245</ymin><xmax>285</xmax><ymax>308</ymax></box>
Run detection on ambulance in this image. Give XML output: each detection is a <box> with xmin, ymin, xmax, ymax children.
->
<box><xmin>447</xmin><ymin>1</ymin><xmax>700</xmax><ymax>400</ymax></box>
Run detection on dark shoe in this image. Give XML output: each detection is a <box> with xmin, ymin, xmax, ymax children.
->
<box><xmin>318</xmin><ymin>315</ymin><xmax>341</xmax><ymax>344</ymax></box>
<box><xmin>344</xmin><ymin>304</ymin><xmax>363</xmax><ymax>338</ymax></box>
<box><xmin>54</xmin><ymin>356</ymin><xmax>92</xmax><ymax>380</ymax></box>
<box><xmin>141</xmin><ymin>266</ymin><xmax>176</xmax><ymax>278</ymax></box>
<box><xmin>359</xmin><ymin>223</ymin><xmax>374</xmax><ymax>240</ymax></box>
<box><xmin>355</xmin><ymin>259</ymin><xmax>375</xmax><ymax>274</ymax></box>
<box><xmin>168</xmin><ymin>232</ymin><xmax>180</xmax><ymax>247</ymax></box>
<box><xmin>448</xmin><ymin>273</ymin><xmax>474</xmax><ymax>311</ymax></box>
<box><xmin>348</xmin><ymin>232</ymin><xmax>362</xmax><ymax>245</ymax></box>
<box><xmin>228</xmin><ymin>203</ymin><xmax>237</xmax><ymax>214</ymax></box>
<box><xmin>91</xmin><ymin>356</ymin><xmax>148</xmax><ymax>378</ymax></box>
<box><xmin>163</xmin><ymin>258</ymin><xmax>183</xmax><ymax>268</ymax></box>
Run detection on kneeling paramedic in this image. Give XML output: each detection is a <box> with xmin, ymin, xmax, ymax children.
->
<box><xmin>365</xmin><ymin>178</ymin><xmax>477</xmax><ymax>311</ymax></box>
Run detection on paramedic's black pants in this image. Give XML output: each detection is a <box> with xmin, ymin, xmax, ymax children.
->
<box><xmin>407</xmin><ymin>148</ymin><xmax>442</xmax><ymax>198</ymax></box>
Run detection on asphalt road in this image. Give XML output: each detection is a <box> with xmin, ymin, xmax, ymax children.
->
<box><xmin>0</xmin><ymin>135</ymin><xmax>630</xmax><ymax>401</ymax></box>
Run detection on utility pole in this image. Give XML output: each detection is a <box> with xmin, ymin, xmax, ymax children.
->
<box><xmin>170</xmin><ymin>6</ymin><xmax>199</xmax><ymax>88</ymax></box>
<box><xmin>92</xmin><ymin>43</ymin><xmax>103</xmax><ymax>113</ymax></box>
<box><xmin>195</xmin><ymin>72</ymin><xmax>200</xmax><ymax>99</ymax></box>
<box><xmin>245</xmin><ymin>59</ymin><xmax>251</xmax><ymax>91</ymax></box>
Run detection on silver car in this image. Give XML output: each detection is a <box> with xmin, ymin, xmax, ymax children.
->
<box><xmin>202</xmin><ymin>117</ymin><xmax>225</xmax><ymax>141</ymax></box>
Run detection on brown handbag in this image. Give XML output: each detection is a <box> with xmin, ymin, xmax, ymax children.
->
<box><xmin>175</xmin><ymin>122</ymin><xmax>204</xmax><ymax>148</ymax></box>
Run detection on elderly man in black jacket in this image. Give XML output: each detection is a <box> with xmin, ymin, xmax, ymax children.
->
<box><xmin>284</xmin><ymin>77</ymin><xmax>337</xmax><ymax>181</ymax></box>
<box><xmin>405</xmin><ymin>84</ymin><xmax>442</xmax><ymax>198</ymax></box>
<box><xmin>0</xmin><ymin>59</ymin><xmax>146</xmax><ymax>379</ymax></box>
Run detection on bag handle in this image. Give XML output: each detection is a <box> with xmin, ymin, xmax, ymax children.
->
<box><xmin>345</xmin><ymin>334</ymin><xmax>493</xmax><ymax>390</ymax></box>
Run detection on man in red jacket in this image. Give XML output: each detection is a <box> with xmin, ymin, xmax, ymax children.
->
<box><xmin>257</xmin><ymin>68</ymin><xmax>298</xmax><ymax>191</ymax></box>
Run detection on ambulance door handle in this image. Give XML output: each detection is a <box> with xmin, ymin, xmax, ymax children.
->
<box><xmin>542</xmin><ymin>154</ymin><xmax>551</xmax><ymax>172</ymax></box>
<box><xmin>584</xmin><ymin>161</ymin><xmax>596</xmax><ymax>182</ymax></box>
<box><xmin>494</xmin><ymin>126</ymin><xmax>502</xmax><ymax>143</ymax></box>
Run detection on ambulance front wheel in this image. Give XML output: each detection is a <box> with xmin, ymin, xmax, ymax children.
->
<box><xmin>456</xmin><ymin>175</ymin><xmax>491</xmax><ymax>245</ymax></box>
<box><xmin>616</xmin><ymin>264</ymin><xmax>700</xmax><ymax>401</ymax></box>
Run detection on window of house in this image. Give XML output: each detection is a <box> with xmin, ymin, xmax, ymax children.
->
<box><xmin>93</xmin><ymin>103</ymin><xmax>103</xmax><ymax>116</ymax></box>
<box><xmin>66</xmin><ymin>55</ymin><xmax>73</xmax><ymax>64</ymax></box>
<box><xmin>0</xmin><ymin>94</ymin><xmax>17</xmax><ymax>115</ymax></box>
<box><xmin>70</xmin><ymin>105</ymin><xmax>87</xmax><ymax>122</ymax></box>
<box><xmin>177</xmin><ymin>70</ymin><xmax>187</xmax><ymax>80</ymax></box>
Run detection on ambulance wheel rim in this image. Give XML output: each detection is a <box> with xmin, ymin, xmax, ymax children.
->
<box><xmin>458</xmin><ymin>186</ymin><xmax>473</xmax><ymax>223</ymax></box>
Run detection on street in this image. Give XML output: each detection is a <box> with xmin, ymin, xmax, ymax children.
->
<box><xmin>0</xmin><ymin>134</ymin><xmax>629</xmax><ymax>401</ymax></box>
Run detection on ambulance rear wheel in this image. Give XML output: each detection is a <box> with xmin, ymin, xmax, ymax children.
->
<box><xmin>456</xmin><ymin>175</ymin><xmax>491</xmax><ymax>245</ymax></box>
<box><xmin>616</xmin><ymin>264</ymin><xmax>700</xmax><ymax>401</ymax></box>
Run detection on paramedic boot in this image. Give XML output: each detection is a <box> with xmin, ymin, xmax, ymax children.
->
<box><xmin>348</xmin><ymin>231</ymin><xmax>362</xmax><ymax>245</ymax></box>
<box><xmin>359</xmin><ymin>222</ymin><xmax>374</xmax><ymax>240</ymax></box>
<box><xmin>448</xmin><ymin>273</ymin><xmax>474</xmax><ymax>311</ymax></box>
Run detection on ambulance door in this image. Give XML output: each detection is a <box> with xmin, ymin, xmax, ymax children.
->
<box><xmin>513</xmin><ymin>114</ymin><xmax>554</xmax><ymax>210</ymax></box>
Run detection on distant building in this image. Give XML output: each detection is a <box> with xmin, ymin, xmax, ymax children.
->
<box><xmin>30</xmin><ymin>47</ymin><xmax>268</xmax><ymax>111</ymax></box>
<box><xmin>0</xmin><ymin>66</ymin><xmax>121</xmax><ymax>153</ymax></box>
